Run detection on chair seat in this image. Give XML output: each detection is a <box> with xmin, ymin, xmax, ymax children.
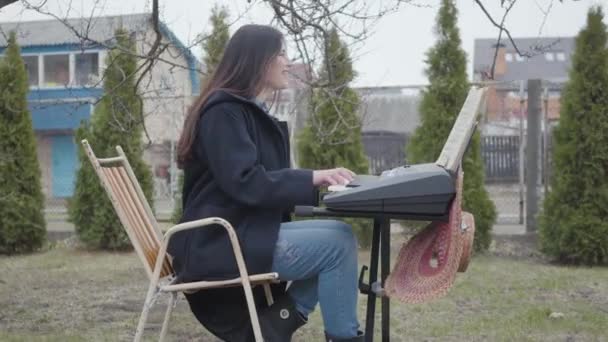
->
<box><xmin>160</xmin><ymin>272</ymin><xmax>280</xmax><ymax>292</ymax></box>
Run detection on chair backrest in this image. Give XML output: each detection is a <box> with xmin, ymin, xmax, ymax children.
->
<box><xmin>81</xmin><ymin>139</ymin><xmax>173</xmax><ymax>280</ymax></box>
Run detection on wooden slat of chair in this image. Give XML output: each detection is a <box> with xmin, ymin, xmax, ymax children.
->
<box><xmin>113</xmin><ymin>149</ymin><xmax>173</xmax><ymax>277</ymax></box>
<box><xmin>103</xmin><ymin>168</ymin><xmax>154</xmax><ymax>262</ymax></box>
<box><xmin>103</xmin><ymin>166</ymin><xmax>172</xmax><ymax>278</ymax></box>
<box><xmin>101</xmin><ymin>167</ymin><xmax>157</xmax><ymax>272</ymax></box>
<box><xmin>115</xmin><ymin>167</ymin><xmax>162</xmax><ymax>249</ymax></box>
<box><xmin>106</xmin><ymin>167</ymin><xmax>157</xmax><ymax>254</ymax></box>
<box><xmin>114</xmin><ymin>166</ymin><xmax>173</xmax><ymax>277</ymax></box>
<box><xmin>116</xmin><ymin>146</ymin><xmax>163</xmax><ymax>239</ymax></box>
<box><xmin>115</xmin><ymin>166</ymin><xmax>172</xmax><ymax>276</ymax></box>
<box><xmin>84</xmin><ymin>150</ymin><xmax>159</xmax><ymax>281</ymax></box>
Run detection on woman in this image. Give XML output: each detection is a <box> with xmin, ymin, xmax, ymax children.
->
<box><xmin>170</xmin><ymin>24</ymin><xmax>364</xmax><ymax>342</ymax></box>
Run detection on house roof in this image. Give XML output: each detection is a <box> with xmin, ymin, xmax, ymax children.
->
<box><xmin>473</xmin><ymin>37</ymin><xmax>575</xmax><ymax>82</ymax></box>
<box><xmin>0</xmin><ymin>13</ymin><xmax>201</xmax><ymax>94</ymax></box>
<box><xmin>0</xmin><ymin>13</ymin><xmax>151</xmax><ymax>47</ymax></box>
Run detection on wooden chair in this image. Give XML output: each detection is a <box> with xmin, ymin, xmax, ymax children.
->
<box><xmin>81</xmin><ymin>139</ymin><xmax>279</xmax><ymax>342</ymax></box>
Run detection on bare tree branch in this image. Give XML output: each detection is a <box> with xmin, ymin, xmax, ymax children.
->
<box><xmin>488</xmin><ymin>0</ymin><xmax>516</xmax><ymax>80</ymax></box>
<box><xmin>259</xmin><ymin>0</ymin><xmax>426</xmax><ymax>145</ymax></box>
<box><xmin>474</xmin><ymin>0</ymin><xmax>579</xmax><ymax>80</ymax></box>
<box><xmin>535</xmin><ymin>0</ymin><xmax>554</xmax><ymax>36</ymax></box>
<box><xmin>13</xmin><ymin>0</ymin><xmax>203</xmax><ymax>77</ymax></box>
<box><xmin>4</xmin><ymin>0</ymin><xmax>197</xmax><ymax>145</ymax></box>
<box><xmin>473</xmin><ymin>0</ymin><xmax>532</xmax><ymax>59</ymax></box>
<box><xmin>133</xmin><ymin>0</ymin><xmax>161</xmax><ymax>145</ymax></box>
<box><xmin>265</xmin><ymin>0</ymin><xmax>421</xmax><ymax>86</ymax></box>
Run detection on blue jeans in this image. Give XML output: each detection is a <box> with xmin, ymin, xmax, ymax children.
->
<box><xmin>270</xmin><ymin>219</ymin><xmax>360</xmax><ymax>338</ymax></box>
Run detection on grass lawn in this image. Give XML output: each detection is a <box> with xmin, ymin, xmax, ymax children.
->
<box><xmin>0</xmin><ymin>235</ymin><xmax>606</xmax><ymax>342</ymax></box>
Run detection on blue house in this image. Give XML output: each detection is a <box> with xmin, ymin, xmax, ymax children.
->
<box><xmin>0</xmin><ymin>14</ymin><xmax>200</xmax><ymax>199</ymax></box>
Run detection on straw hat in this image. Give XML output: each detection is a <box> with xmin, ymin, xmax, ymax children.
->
<box><xmin>385</xmin><ymin>170</ymin><xmax>474</xmax><ymax>304</ymax></box>
<box><xmin>458</xmin><ymin>211</ymin><xmax>475</xmax><ymax>273</ymax></box>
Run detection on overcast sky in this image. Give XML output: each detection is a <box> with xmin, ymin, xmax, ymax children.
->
<box><xmin>0</xmin><ymin>0</ymin><xmax>604</xmax><ymax>87</ymax></box>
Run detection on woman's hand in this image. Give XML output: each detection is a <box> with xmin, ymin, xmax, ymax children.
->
<box><xmin>313</xmin><ymin>167</ymin><xmax>356</xmax><ymax>187</ymax></box>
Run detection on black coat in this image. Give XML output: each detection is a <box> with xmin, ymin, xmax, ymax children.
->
<box><xmin>167</xmin><ymin>90</ymin><xmax>318</xmax><ymax>340</ymax></box>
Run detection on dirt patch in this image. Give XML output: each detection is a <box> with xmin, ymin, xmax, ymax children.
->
<box><xmin>488</xmin><ymin>233</ymin><xmax>547</xmax><ymax>262</ymax></box>
<box><xmin>98</xmin><ymin>299</ymin><xmax>141</xmax><ymax>313</ymax></box>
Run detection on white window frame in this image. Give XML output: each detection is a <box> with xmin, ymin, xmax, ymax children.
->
<box><xmin>505</xmin><ymin>53</ymin><xmax>513</xmax><ymax>63</ymax></box>
<box><xmin>74</xmin><ymin>50</ymin><xmax>103</xmax><ymax>87</ymax></box>
<box><xmin>545</xmin><ymin>52</ymin><xmax>555</xmax><ymax>62</ymax></box>
<box><xmin>21</xmin><ymin>49</ymin><xmax>103</xmax><ymax>90</ymax></box>
<box><xmin>556</xmin><ymin>52</ymin><xmax>566</xmax><ymax>62</ymax></box>
<box><xmin>41</xmin><ymin>52</ymin><xmax>71</xmax><ymax>89</ymax></box>
<box><xmin>19</xmin><ymin>54</ymin><xmax>41</xmax><ymax>87</ymax></box>
<box><xmin>515</xmin><ymin>54</ymin><xmax>525</xmax><ymax>62</ymax></box>
<box><xmin>69</xmin><ymin>53</ymin><xmax>76</xmax><ymax>85</ymax></box>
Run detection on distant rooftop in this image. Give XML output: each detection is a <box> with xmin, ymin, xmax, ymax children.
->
<box><xmin>357</xmin><ymin>87</ymin><xmax>421</xmax><ymax>134</ymax></box>
<box><xmin>473</xmin><ymin>37</ymin><xmax>575</xmax><ymax>82</ymax></box>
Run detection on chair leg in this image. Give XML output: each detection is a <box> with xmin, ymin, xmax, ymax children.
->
<box><xmin>263</xmin><ymin>283</ymin><xmax>274</xmax><ymax>306</ymax></box>
<box><xmin>134</xmin><ymin>281</ymin><xmax>160</xmax><ymax>342</ymax></box>
<box><xmin>159</xmin><ymin>292</ymin><xmax>177</xmax><ymax>342</ymax></box>
<box><xmin>242</xmin><ymin>284</ymin><xmax>264</xmax><ymax>342</ymax></box>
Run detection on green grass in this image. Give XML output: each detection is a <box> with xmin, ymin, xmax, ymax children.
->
<box><xmin>0</xmin><ymin>239</ymin><xmax>607</xmax><ymax>342</ymax></box>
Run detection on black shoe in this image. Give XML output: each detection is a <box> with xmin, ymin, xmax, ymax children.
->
<box><xmin>325</xmin><ymin>331</ymin><xmax>365</xmax><ymax>342</ymax></box>
<box><xmin>258</xmin><ymin>294</ymin><xmax>307</xmax><ymax>341</ymax></box>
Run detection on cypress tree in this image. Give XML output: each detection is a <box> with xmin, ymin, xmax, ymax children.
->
<box><xmin>202</xmin><ymin>4</ymin><xmax>230</xmax><ymax>80</ymax></box>
<box><xmin>172</xmin><ymin>4</ymin><xmax>230</xmax><ymax>223</ymax></box>
<box><xmin>539</xmin><ymin>6</ymin><xmax>608</xmax><ymax>265</ymax></box>
<box><xmin>297</xmin><ymin>28</ymin><xmax>372</xmax><ymax>247</ymax></box>
<box><xmin>0</xmin><ymin>31</ymin><xmax>46</xmax><ymax>254</ymax></box>
<box><xmin>69</xmin><ymin>29</ymin><xmax>154</xmax><ymax>249</ymax></box>
<box><xmin>407</xmin><ymin>0</ymin><xmax>496</xmax><ymax>251</ymax></box>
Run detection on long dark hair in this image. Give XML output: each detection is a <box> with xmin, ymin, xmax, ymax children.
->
<box><xmin>177</xmin><ymin>24</ymin><xmax>284</xmax><ymax>167</ymax></box>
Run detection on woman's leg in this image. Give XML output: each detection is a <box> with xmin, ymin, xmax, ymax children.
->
<box><xmin>271</xmin><ymin>219</ymin><xmax>360</xmax><ymax>338</ymax></box>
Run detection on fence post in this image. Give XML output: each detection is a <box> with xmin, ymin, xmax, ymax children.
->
<box><xmin>543</xmin><ymin>86</ymin><xmax>550</xmax><ymax>196</ymax></box>
<box><xmin>518</xmin><ymin>81</ymin><xmax>526</xmax><ymax>225</ymax></box>
<box><xmin>526</xmin><ymin>79</ymin><xmax>542</xmax><ymax>232</ymax></box>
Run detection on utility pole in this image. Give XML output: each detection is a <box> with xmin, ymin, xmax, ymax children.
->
<box><xmin>526</xmin><ymin>79</ymin><xmax>542</xmax><ymax>232</ymax></box>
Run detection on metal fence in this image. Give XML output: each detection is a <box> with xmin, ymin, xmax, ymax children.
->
<box><xmin>362</xmin><ymin>132</ymin><xmax>408</xmax><ymax>175</ymax></box>
<box><xmin>43</xmin><ymin>79</ymin><xmax>561</xmax><ymax>234</ymax></box>
<box><xmin>481</xmin><ymin>135</ymin><xmax>520</xmax><ymax>183</ymax></box>
<box><xmin>44</xmin><ymin>134</ymin><xmax>546</xmax><ymax>229</ymax></box>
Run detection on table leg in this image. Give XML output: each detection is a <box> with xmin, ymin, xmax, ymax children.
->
<box><xmin>364</xmin><ymin>219</ymin><xmax>381</xmax><ymax>342</ymax></box>
<box><xmin>381</xmin><ymin>219</ymin><xmax>391</xmax><ymax>342</ymax></box>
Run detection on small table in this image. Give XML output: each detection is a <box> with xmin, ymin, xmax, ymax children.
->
<box><xmin>295</xmin><ymin>206</ymin><xmax>448</xmax><ymax>342</ymax></box>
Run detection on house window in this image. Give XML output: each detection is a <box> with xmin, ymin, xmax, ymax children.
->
<box><xmin>505</xmin><ymin>53</ymin><xmax>513</xmax><ymax>62</ymax></box>
<box><xmin>515</xmin><ymin>54</ymin><xmax>525</xmax><ymax>62</ymax></box>
<box><xmin>545</xmin><ymin>52</ymin><xmax>555</xmax><ymax>61</ymax></box>
<box><xmin>75</xmin><ymin>52</ymin><xmax>99</xmax><ymax>86</ymax></box>
<box><xmin>43</xmin><ymin>54</ymin><xmax>70</xmax><ymax>87</ymax></box>
<box><xmin>556</xmin><ymin>52</ymin><xmax>566</xmax><ymax>61</ymax></box>
<box><xmin>23</xmin><ymin>55</ymin><xmax>39</xmax><ymax>86</ymax></box>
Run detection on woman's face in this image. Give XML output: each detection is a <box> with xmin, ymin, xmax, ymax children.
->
<box><xmin>264</xmin><ymin>47</ymin><xmax>291</xmax><ymax>91</ymax></box>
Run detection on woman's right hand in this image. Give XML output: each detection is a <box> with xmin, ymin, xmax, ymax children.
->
<box><xmin>313</xmin><ymin>167</ymin><xmax>356</xmax><ymax>187</ymax></box>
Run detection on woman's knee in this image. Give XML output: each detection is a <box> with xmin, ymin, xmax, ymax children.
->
<box><xmin>323</xmin><ymin>220</ymin><xmax>357</xmax><ymax>251</ymax></box>
<box><xmin>323</xmin><ymin>220</ymin><xmax>353</xmax><ymax>235</ymax></box>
